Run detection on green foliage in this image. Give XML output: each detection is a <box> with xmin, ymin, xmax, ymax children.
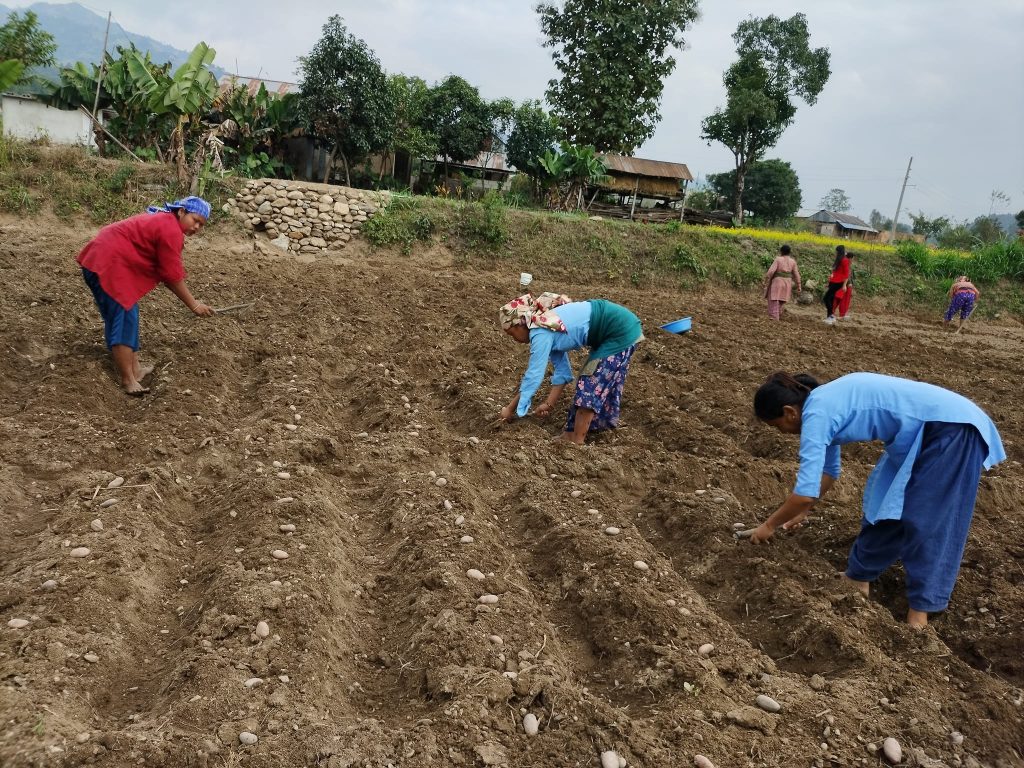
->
<box><xmin>1015</xmin><ymin>210</ymin><xmax>1024</xmax><ymax>230</ymax></box>
<box><xmin>0</xmin><ymin>58</ymin><xmax>24</xmax><ymax>90</ymax></box>
<box><xmin>897</xmin><ymin>239</ymin><xmax>1024</xmax><ymax>283</ymax></box>
<box><xmin>386</xmin><ymin>73</ymin><xmax>436</xmax><ymax>160</ymax></box>
<box><xmin>419</xmin><ymin>75</ymin><xmax>491</xmax><ymax>168</ymax></box>
<box><xmin>708</xmin><ymin>159</ymin><xmax>801</xmax><ymax>223</ymax></box>
<box><xmin>537</xmin><ymin>0</ymin><xmax>699</xmax><ymax>153</ymax></box>
<box><xmin>362</xmin><ymin>195</ymin><xmax>437</xmax><ymax>254</ymax></box>
<box><xmin>684</xmin><ymin>184</ymin><xmax>722</xmax><ymax>213</ymax></box>
<box><xmin>701</xmin><ymin>13</ymin><xmax>830</xmax><ymax>220</ymax></box>
<box><xmin>536</xmin><ymin>142</ymin><xmax>608</xmax><ymax>211</ymax></box>
<box><xmin>506</xmin><ymin>100</ymin><xmax>559</xmax><ymax>185</ymax></box>
<box><xmin>0</xmin><ymin>10</ymin><xmax>56</xmax><ymax>87</ymax></box>
<box><xmin>819</xmin><ymin>188</ymin><xmax>850</xmax><ymax>212</ymax></box>
<box><xmin>299</xmin><ymin>15</ymin><xmax>394</xmax><ymax>180</ymax></box>
<box><xmin>458</xmin><ymin>191</ymin><xmax>508</xmax><ymax>247</ymax></box>
<box><xmin>971</xmin><ymin>215</ymin><xmax>1005</xmax><ymax>244</ymax></box>
<box><xmin>909</xmin><ymin>210</ymin><xmax>950</xmax><ymax>238</ymax></box>
<box><xmin>670</xmin><ymin>244</ymin><xmax>708</xmax><ymax>279</ymax></box>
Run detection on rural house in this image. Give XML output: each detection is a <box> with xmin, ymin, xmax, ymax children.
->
<box><xmin>799</xmin><ymin>209</ymin><xmax>880</xmax><ymax>241</ymax></box>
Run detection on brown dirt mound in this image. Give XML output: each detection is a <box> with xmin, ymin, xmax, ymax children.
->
<box><xmin>1</xmin><ymin>215</ymin><xmax>1022</xmax><ymax>768</ymax></box>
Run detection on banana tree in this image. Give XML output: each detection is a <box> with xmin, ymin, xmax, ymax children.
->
<box><xmin>536</xmin><ymin>143</ymin><xmax>609</xmax><ymax>211</ymax></box>
<box><xmin>127</xmin><ymin>42</ymin><xmax>219</xmax><ymax>183</ymax></box>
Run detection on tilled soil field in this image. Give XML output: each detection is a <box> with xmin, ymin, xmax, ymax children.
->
<box><xmin>1</xmin><ymin>215</ymin><xmax>1022</xmax><ymax>768</ymax></box>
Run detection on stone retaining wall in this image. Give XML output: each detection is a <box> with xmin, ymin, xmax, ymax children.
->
<box><xmin>224</xmin><ymin>179</ymin><xmax>390</xmax><ymax>256</ymax></box>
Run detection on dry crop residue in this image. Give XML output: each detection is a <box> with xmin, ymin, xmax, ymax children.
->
<box><xmin>1</xmin><ymin>216</ymin><xmax>1022</xmax><ymax>768</ymax></box>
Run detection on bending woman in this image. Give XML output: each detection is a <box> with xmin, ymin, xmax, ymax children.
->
<box><xmin>750</xmin><ymin>371</ymin><xmax>1004</xmax><ymax>628</ymax></box>
<box><xmin>499</xmin><ymin>292</ymin><xmax>643</xmax><ymax>445</ymax></box>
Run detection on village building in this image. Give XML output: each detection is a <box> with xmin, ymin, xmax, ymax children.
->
<box><xmin>797</xmin><ymin>209</ymin><xmax>881</xmax><ymax>241</ymax></box>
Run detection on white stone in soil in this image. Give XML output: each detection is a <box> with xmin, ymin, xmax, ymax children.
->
<box><xmin>276</xmin><ymin>471</ymin><xmax>291</xmax><ymax>479</ymax></box>
<box><xmin>694</xmin><ymin>756</ymin><xmax>716</xmax><ymax>768</ymax></box>
<box><xmin>455</xmin><ymin>515</ymin><xmax>466</xmax><ymax>525</ymax></box>
<box><xmin>284</xmin><ymin>424</ymin><xmax>298</xmax><ymax>431</ymax></box>
<box><xmin>523</xmin><ymin>713</ymin><xmax>539</xmax><ymax>736</ymax></box>
<box><xmin>755</xmin><ymin>694</ymin><xmax>781</xmax><ymax>713</ymax></box>
<box><xmin>435</xmin><ymin>477</ymin><xmax>447</xmax><ymax>487</ymax></box>
<box><xmin>600</xmin><ymin>751</ymin><xmax>621</xmax><ymax>768</ymax></box>
<box><xmin>42</xmin><ymin>579</ymin><xmax>58</xmax><ymax>591</ymax></box>
<box><xmin>255</xmin><ymin>621</ymin><xmax>271</xmax><ymax>639</ymax></box>
<box><xmin>90</xmin><ymin>519</ymin><xmax>104</xmax><ymax>531</ymax></box>
<box><xmin>604</xmin><ymin>527</ymin><xmax>621</xmax><ymax>535</ymax></box>
<box><xmin>239</xmin><ymin>732</ymin><xmax>258</xmax><ymax>746</ymax></box>
<box><xmin>279</xmin><ymin>524</ymin><xmax>296</xmax><ymax>533</ymax></box>
<box><xmin>7</xmin><ymin>618</ymin><xmax>29</xmax><ymax>629</ymax></box>
<box><xmin>570</xmin><ymin>490</ymin><xmax>582</xmax><ymax>498</ymax></box>
<box><xmin>478</xmin><ymin>594</ymin><xmax>499</xmax><ymax>604</ymax></box>
<box><xmin>695</xmin><ymin>489</ymin><xmax>706</xmax><ymax>495</ymax></box>
<box><xmin>488</xmin><ymin>635</ymin><xmax>503</xmax><ymax>645</ymax></box>
<box><xmin>713</xmin><ymin>497</ymin><xmax>726</xmax><ymax>503</ymax></box>
<box><xmin>271</xmin><ymin>549</ymin><xmax>289</xmax><ymax>560</ymax></box>
<box><xmin>732</xmin><ymin>522</ymin><xmax>746</xmax><ymax>530</ymax></box>
<box><xmin>75</xmin><ymin>732</ymin><xmax>91</xmax><ymax>744</ymax></box>
<box><xmin>244</xmin><ymin>677</ymin><xmax>264</xmax><ymax>688</ymax></box>
<box><xmin>698</xmin><ymin>643</ymin><xmax>715</xmax><ymax>657</ymax></box>
<box><xmin>106</xmin><ymin>476</ymin><xmax>124</xmax><ymax>489</ymax></box>
<box><xmin>881</xmin><ymin>737</ymin><xmax>902</xmax><ymax>764</ymax></box>
<box><xmin>83</xmin><ymin>653</ymin><xmax>99</xmax><ymax>663</ymax></box>
<box><xmin>460</xmin><ymin>535</ymin><xmax>474</xmax><ymax>544</ymax></box>
<box><xmin>69</xmin><ymin>547</ymin><xmax>91</xmax><ymax>558</ymax></box>
<box><xmin>443</xmin><ymin>499</ymin><xmax>453</xmax><ymax>511</ymax></box>
<box><xmin>100</xmin><ymin>498</ymin><xmax>118</xmax><ymax>508</ymax></box>
<box><xmin>466</xmin><ymin>569</ymin><xmax>485</xmax><ymax>581</ymax></box>
<box><xmin>949</xmin><ymin>731</ymin><xmax>964</xmax><ymax>746</ymax></box>
<box><xmin>276</xmin><ymin>497</ymin><xmax>295</xmax><ymax>504</ymax></box>
<box><xmin>469</xmin><ymin>436</ymin><xmax>480</xmax><ymax>445</ymax></box>
<box><xmin>273</xmin><ymin>461</ymin><xmax>283</xmax><ymax>468</ymax></box>
<box><xmin>633</xmin><ymin>560</ymin><xmax>649</xmax><ymax>571</ymax></box>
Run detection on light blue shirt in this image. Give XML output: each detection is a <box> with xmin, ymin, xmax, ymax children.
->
<box><xmin>795</xmin><ymin>373</ymin><xmax>1005</xmax><ymax>522</ymax></box>
<box><xmin>517</xmin><ymin>301</ymin><xmax>592</xmax><ymax>417</ymax></box>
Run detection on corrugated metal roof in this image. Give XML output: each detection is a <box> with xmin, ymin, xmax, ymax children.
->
<box><xmin>601</xmin><ymin>154</ymin><xmax>693</xmax><ymax>182</ymax></box>
<box><xmin>807</xmin><ymin>209</ymin><xmax>878</xmax><ymax>232</ymax></box>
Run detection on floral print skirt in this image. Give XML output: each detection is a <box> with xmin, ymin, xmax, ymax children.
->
<box><xmin>565</xmin><ymin>345</ymin><xmax>637</xmax><ymax>434</ymax></box>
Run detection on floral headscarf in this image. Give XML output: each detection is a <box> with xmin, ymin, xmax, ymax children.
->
<box><xmin>499</xmin><ymin>292</ymin><xmax>573</xmax><ymax>332</ymax></box>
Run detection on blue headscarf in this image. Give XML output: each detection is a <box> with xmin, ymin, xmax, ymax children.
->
<box><xmin>147</xmin><ymin>195</ymin><xmax>211</xmax><ymax>220</ymax></box>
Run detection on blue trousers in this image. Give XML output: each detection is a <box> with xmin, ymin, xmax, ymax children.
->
<box><xmin>82</xmin><ymin>268</ymin><xmax>140</xmax><ymax>351</ymax></box>
<box><xmin>846</xmin><ymin>422</ymin><xmax>986</xmax><ymax>612</ymax></box>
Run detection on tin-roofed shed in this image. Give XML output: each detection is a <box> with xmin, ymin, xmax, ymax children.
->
<box><xmin>600</xmin><ymin>154</ymin><xmax>694</xmax><ymax>198</ymax></box>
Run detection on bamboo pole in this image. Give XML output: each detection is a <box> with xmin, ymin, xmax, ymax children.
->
<box><xmin>78</xmin><ymin>106</ymin><xmax>144</xmax><ymax>162</ymax></box>
<box><xmin>628</xmin><ymin>175</ymin><xmax>639</xmax><ymax>220</ymax></box>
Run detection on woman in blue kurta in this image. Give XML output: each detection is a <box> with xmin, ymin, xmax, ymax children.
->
<box><xmin>498</xmin><ymin>292</ymin><xmax>643</xmax><ymax>445</ymax></box>
<box><xmin>749</xmin><ymin>371</ymin><xmax>1005</xmax><ymax>628</ymax></box>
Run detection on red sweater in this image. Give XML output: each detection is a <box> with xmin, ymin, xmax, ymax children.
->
<box><xmin>829</xmin><ymin>256</ymin><xmax>851</xmax><ymax>283</ymax></box>
<box><xmin>77</xmin><ymin>212</ymin><xmax>186</xmax><ymax>309</ymax></box>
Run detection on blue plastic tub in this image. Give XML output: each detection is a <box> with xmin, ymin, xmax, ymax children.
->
<box><xmin>660</xmin><ymin>316</ymin><xmax>692</xmax><ymax>334</ymax></box>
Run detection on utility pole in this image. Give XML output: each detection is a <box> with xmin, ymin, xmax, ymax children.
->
<box><xmin>890</xmin><ymin>156</ymin><xmax>913</xmax><ymax>243</ymax></box>
<box><xmin>88</xmin><ymin>12</ymin><xmax>112</xmax><ymax>147</ymax></box>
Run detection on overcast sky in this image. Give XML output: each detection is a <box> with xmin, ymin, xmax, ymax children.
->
<box><xmin>17</xmin><ymin>0</ymin><xmax>1024</xmax><ymax>221</ymax></box>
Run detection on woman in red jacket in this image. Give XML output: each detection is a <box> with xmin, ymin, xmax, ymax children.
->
<box><xmin>77</xmin><ymin>196</ymin><xmax>215</xmax><ymax>395</ymax></box>
<box><xmin>822</xmin><ymin>246</ymin><xmax>855</xmax><ymax>325</ymax></box>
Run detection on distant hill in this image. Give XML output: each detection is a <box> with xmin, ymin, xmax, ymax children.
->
<box><xmin>0</xmin><ymin>2</ymin><xmax>225</xmax><ymax>75</ymax></box>
<box><xmin>992</xmin><ymin>213</ymin><xmax>1020</xmax><ymax>235</ymax></box>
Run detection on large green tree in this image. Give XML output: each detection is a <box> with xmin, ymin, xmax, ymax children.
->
<box><xmin>537</xmin><ymin>0</ymin><xmax>700</xmax><ymax>153</ymax></box>
<box><xmin>418</xmin><ymin>75</ymin><xmax>492</xmax><ymax>176</ymax></box>
<box><xmin>506</xmin><ymin>100</ymin><xmax>559</xmax><ymax>190</ymax></box>
<box><xmin>701</xmin><ymin>13</ymin><xmax>830</xmax><ymax>222</ymax></box>
<box><xmin>0</xmin><ymin>10</ymin><xmax>56</xmax><ymax>88</ymax></box>
<box><xmin>299</xmin><ymin>16</ymin><xmax>394</xmax><ymax>184</ymax></box>
<box><xmin>910</xmin><ymin>211</ymin><xmax>950</xmax><ymax>239</ymax></box>
<box><xmin>708</xmin><ymin>158</ymin><xmax>801</xmax><ymax>223</ymax></box>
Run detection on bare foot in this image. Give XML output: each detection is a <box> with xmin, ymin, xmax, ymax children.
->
<box><xmin>136</xmin><ymin>362</ymin><xmax>155</xmax><ymax>381</ymax></box>
<box><xmin>842</xmin><ymin>574</ymin><xmax>870</xmax><ymax>598</ymax></box>
<box><xmin>557</xmin><ymin>432</ymin><xmax>586</xmax><ymax>447</ymax></box>
<box><xmin>907</xmin><ymin>608</ymin><xmax>929</xmax><ymax>629</ymax></box>
<box><xmin>122</xmin><ymin>378</ymin><xmax>150</xmax><ymax>397</ymax></box>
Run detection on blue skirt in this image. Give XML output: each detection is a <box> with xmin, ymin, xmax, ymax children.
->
<box><xmin>846</xmin><ymin>422</ymin><xmax>986</xmax><ymax>612</ymax></box>
<box><xmin>82</xmin><ymin>268</ymin><xmax>140</xmax><ymax>351</ymax></box>
<box><xmin>565</xmin><ymin>344</ymin><xmax>637</xmax><ymax>433</ymax></box>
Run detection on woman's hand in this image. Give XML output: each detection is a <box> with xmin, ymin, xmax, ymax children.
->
<box><xmin>191</xmin><ymin>302</ymin><xmax>216</xmax><ymax>317</ymax></box>
<box><xmin>499</xmin><ymin>405</ymin><xmax>516</xmax><ymax>422</ymax></box>
<box><xmin>749</xmin><ymin>523</ymin><xmax>775</xmax><ymax>544</ymax></box>
<box><xmin>534</xmin><ymin>402</ymin><xmax>553</xmax><ymax>418</ymax></box>
<box><xmin>782</xmin><ymin>511</ymin><xmax>809</xmax><ymax>530</ymax></box>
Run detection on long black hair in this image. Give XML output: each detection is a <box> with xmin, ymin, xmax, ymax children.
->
<box><xmin>753</xmin><ymin>372</ymin><xmax>822</xmax><ymax>421</ymax></box>
<box><xmin>831</xmin><ymin>244</ymin><xmax>847</xmax><ymax>272</ymax></box>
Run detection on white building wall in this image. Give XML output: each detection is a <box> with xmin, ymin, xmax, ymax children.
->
<box><xmin>1</xmin><ymin>95</ymin><xmax>97</xmax><ymax>147</ymax></box>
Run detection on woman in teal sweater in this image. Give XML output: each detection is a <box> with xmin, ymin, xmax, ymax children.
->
<box><xmin>499</xmin><ymin>292</ymin><xmax>643</xmax><ymax>445</ymax></box>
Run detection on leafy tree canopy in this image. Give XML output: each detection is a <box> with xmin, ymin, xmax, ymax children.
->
<box><xmin>708</xmin><ymin>158</ymin><xmax>802</xmax><ymax>223</ymax></box>
<box><xmin>537</xmin><ymin>0</ymin><xmax>699</xmax><ymax>153</ymax></box>
<box><xmin>909</xmin><ymin>211</ymin><xmax>950</xmax><ymax>239</ymax></box>
<box><xmin>819</xmin><ymin>187</ymin><xmax>851</xmax><ymax>212</ymax></box>
<box><xmin>299</xmin><ymin>15</ymin><xmax>394</xmax><ymax>181</ymax></box>
<box><xmin>701</xmin><ymin>13</ymin><xmax>830</xmax><ymax>221</ymax></box>
<box><xmin>506</xmin><ymin>100</ymin><xmax>559</xmax><ymax>180</ymax></box>
<box><xmin>386</xmin><ymin>74</ymin><xmax>436</xmax><ymax>159</ymax></box>
<box><xmin>0</xmin><ymin>10</ymin><xmax>56</xmax><ymax>87</ymax></box>
<box><xmin>418</xmin><ymin>75</ymin><xmax>492</xmax><ymax>168</ymax></box>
